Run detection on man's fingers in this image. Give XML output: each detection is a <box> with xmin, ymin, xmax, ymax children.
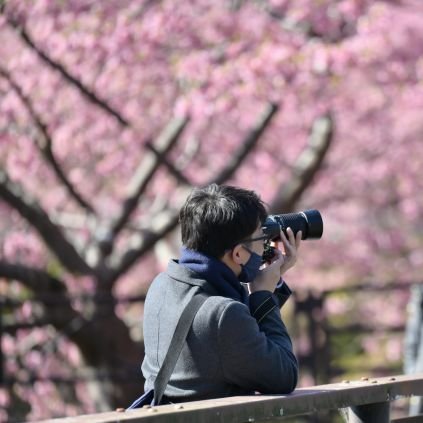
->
<box><xmin>286</xmin><ymin>227</ymin><xmax>295</xmax><ymax>244</ymax></box>
<box><xmin>270</xmin><ymin>249</ymin><xmax>283</xmax><ymax>266</ymax></box>
<box><xmin>295</xmin><ymin>230</ymin><xmax>302</xmax><ymax>249</ymax></box>
<box><xmin>280</xmin><ymin>228</ymin><xmax>294</xmax><ymax>252</ymax></box>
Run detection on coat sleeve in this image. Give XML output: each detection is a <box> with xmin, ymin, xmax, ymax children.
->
<box><xmin>217</xmin><ymin>292</ymin><xmax>298</xmax><ymax>394</ymax></box>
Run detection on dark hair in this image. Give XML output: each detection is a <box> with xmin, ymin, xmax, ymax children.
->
<box><xmin>179</xmin><ymin>184</ymin><xmax>267</xmax><ymax>258</ymax></box>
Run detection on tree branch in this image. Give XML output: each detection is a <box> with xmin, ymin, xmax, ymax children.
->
<box><xmin>145</xmin><ymin>141</ymin><xmax>192</xmax><ymax>185</ymax></box>
<box><xmin>269</xmin><ymin>113</ymin><xmax>334</xmax><ymax>213</ymax></box>
<box><xmin>0</xmin><ymin>261</ymin><xmax>88</xmax><ymax>356</ymax></box>
<box><xmin>109</xmin><ymin>103</ymin><xmax>279</xmax><ymax>282</ymax></box>
<box><xmin>0</xmin><ymin>170</ymin><xmax>93</xmax><ymax>275</ymax></box>
<box><xmin>0</xmin><ymin>67</ymin><xmax>96</xmax><ymax>214</ymax></box>
<box><xmin>3</xmin><ymin>15</ymin><xmax>129</xmax><ymax>127</ymax></box>
<box><xmin>108</xmin><ymin>208</ymin><xmax>182</xmax><ymax>284</ymax></box>
<box><xmin>99</xmin><ymin>117</ymin><xmax>189</xmax><ymax>256</ymax></box>
<box><xmin>210</xmin><ymin>102</ymin><xmax>279</xmax><ymax>185</ymax></box>
<box><xmin>0</xmin><ymin>260</ymin><xmax>67</xmax><ymax>293</ymax></box>
<box><xmin>254</xmin><ymin>0</ymin><xmax>358</xmax><ymax>43</ymax></box>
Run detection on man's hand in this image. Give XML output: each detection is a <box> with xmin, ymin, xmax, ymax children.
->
<box><xmin>248</xmin><ymin>249</ymin><xmax>284</xmax><ymax>293</ymax></box>
<box><xmin>248</xmin><ymin>227</ymin><xmax>301</xmax><ymax>294</ymax></box>
<box><xmin>279</xmin><ymin>227</ymin><xmax>302</xmax><ymax>275</ymax></box>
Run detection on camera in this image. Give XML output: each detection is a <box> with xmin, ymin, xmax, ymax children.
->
<box><xmin>263</xmin><ymin>209</ymin><xmax>323</xmax><ymax>241</ymax></box>
<box><xmin>262</xmin><ymin>209</ymin><xmax>323</xmax><ymax>263</ymax></box>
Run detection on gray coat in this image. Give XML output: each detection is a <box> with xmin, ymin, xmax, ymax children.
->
<box><xmin>141</xmin><ymin>259</ymin><xmax>298</xmax><ymax>402</ymax></box>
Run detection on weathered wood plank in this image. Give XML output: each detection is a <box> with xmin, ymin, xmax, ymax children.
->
<box><xmin>38</xmin><ymin>374</ymin><xmax>423</xmax><ymax>423</ymax></box>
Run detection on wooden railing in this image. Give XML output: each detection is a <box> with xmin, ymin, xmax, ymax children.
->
<box><xmin>39</xmin><ymin>374</ymin><xmax>423</xmax><ymax>423</ymax></box>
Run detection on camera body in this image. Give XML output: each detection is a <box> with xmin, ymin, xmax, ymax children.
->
<box><xmin>261</xmin><ymin>209</ymin><xmax>323</xmax><ymax>263</ymax></box>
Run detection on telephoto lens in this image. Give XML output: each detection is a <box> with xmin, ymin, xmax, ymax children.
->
<box><xmin>262</xmin><ymin>209</ymin><xmax>323</xmax><ymax>241</ymax></box>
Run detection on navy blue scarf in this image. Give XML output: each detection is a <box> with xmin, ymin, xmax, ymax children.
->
<box><xmin>179</xmin><ymin>247</ymin><xmax>248</xmax><ymax>305</ymax></box>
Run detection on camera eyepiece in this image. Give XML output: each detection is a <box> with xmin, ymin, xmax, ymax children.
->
<box><xmin>262</xmin><ymin>209</ymin><xmax>323</xmax><ymax>241</ymax></box>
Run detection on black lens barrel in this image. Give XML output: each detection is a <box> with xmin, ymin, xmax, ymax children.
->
<box><xmin>262</xmin><ymin>209</ymin><xmax>323</xmax><ymax>241</ymax></box>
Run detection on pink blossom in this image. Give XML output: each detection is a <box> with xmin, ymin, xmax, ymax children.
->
<box><xmin>1</xmin><ymin>0</ymin><xmax>423</xmax><ymax>419</ymax></box>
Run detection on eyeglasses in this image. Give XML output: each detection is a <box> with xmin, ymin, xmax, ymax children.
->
<box><xmin>241</xmin><ymin>234</ymin><xmax>269</xmax><ymax>244</ymax></box>
<box><xmin>241</xmin><ymin>235</ymin><xmax>270</xmax><ymax>257</ymax></box>
<box><xmin>227</xmin><ymin>234</ymin><xmax>270</xmax><ymax>252</ymax></box>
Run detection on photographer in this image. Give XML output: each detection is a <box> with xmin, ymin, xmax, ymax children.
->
<box><xmin>141</xmin><ymin>184</ymin><xmax>301</xmax><ymax>403</ymax></box>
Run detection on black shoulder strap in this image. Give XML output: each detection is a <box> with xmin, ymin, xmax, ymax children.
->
<box><xmin>153</xmin><ymin>293</ymin><xmax>208</xmax><ymax>405</ymax></box>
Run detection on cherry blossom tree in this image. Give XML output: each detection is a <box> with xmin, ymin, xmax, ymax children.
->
<box><xmin>0</xmin><ymin>0</ymin><xmax>422</xmax><ymax>420</ymax></box>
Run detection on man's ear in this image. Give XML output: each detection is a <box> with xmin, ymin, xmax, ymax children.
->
<box><xmin>230</xmin><ymin>244</ymin><xmax>245</xmax><ymax>265</ymax></box>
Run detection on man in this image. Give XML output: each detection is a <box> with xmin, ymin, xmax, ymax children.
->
<box><xmin>141</xmin><ymin>184</ymin><xmax>301</xmax><ymax>403</ymax></box>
